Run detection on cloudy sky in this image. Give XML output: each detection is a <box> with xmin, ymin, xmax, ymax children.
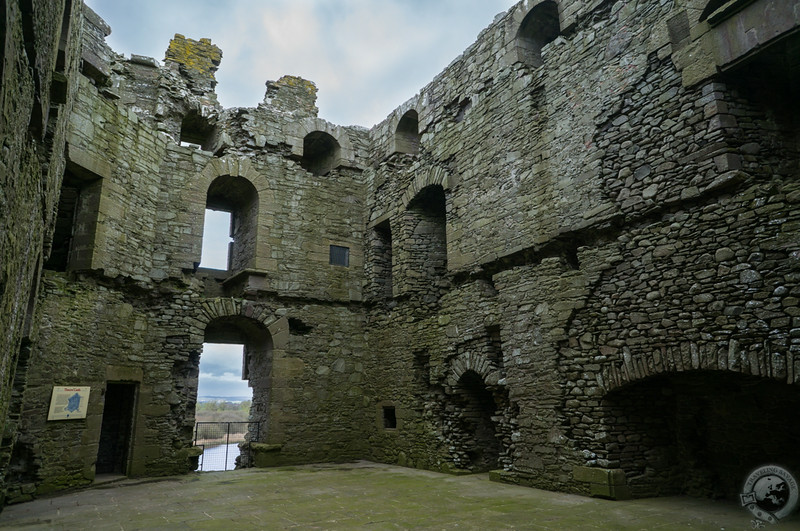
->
<box><xmin>85</xmin><ymin>0</ymin><xmax>516</xmax><ymax>127</ymax></box>
<box><xmin>85</xmin><ymin>0</ymin><xmax>517</xmax><ymax>400</ymax></box>
<box><xmin>197</xmin><ymin>343</ymin><xmax>251</xmax><ymax>400</ymax></box>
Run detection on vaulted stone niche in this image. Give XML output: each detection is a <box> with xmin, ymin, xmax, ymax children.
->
<box><xmin>393</xmin><ymin>110</ymin><xmax>420</xmax><ymax>155</ymax></box>
<box><xmin>44</xmin><ymin>166</ymin><xmax>101</xmax><ymax>272</ymax></box>
<box><xmin>516</xmin><ymin>1</ymin><xmax>560</xmax><ymax>68</ymax></box>
<box><xmin>398</xmin><ymin>185</ymin><xmax>448</xmax><ymax>299</ymax></box>
<box><xmin>300</xmin><ymin>131</ymin><xmax>340</xmax><ymax>176</ymax></box>
<box><xmin>205</xmin><ymin>175</ymin><xmax>259</xmax><ymax>272</ymax></box>
<box><xmin>370</xmin><ymin>219</ymin><xmax>393</xmax><ymax>300</ymax></box>
<box><xmin>442</xmin><ymin>369</ymin><xmax>512</xmax><ymax>473</ymax></box>
<box><xmin>599</xmin><ymin>371</ymin><xmax>800</xmax><ymax>500</ymax></box>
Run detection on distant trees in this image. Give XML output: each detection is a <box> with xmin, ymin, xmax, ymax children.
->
<box><xmin>194</xmin><ymin>401</ymin><xmax>252</xmax><ymax>444</ymax></box>
<box><xmin>195</xmin><ymin>400</ymin><xmax>251</xmax><ymax>423</ymax></box>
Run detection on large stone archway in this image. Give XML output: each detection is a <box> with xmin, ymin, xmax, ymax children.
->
<box><xmin>170</xmin><ymin>299</ymin><xmax>289</xmax><ymax>466</ymax></box>
<box><xmin>596</xmin><ymin>371</ymin><xmax>800</xmax><ymax>500</ymax></box>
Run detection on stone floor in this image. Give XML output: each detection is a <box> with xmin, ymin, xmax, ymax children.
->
<box><xmin>0</xmin><ymin>461</ymin><xmax>791</xmax><ymax>530</ymax></box>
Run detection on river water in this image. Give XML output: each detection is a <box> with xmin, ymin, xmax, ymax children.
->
<box><xmin>197</xmin><ymin>443</ymin><xmax>240</xmax><ymax>471</ymax></box>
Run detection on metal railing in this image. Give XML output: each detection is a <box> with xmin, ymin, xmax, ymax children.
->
<box><xmin>193</xmin><ymin>421</ymin><xmax>260</xmax><ymax>471</ymax></box>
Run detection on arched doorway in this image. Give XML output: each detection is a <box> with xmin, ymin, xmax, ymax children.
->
<box><xmin>193</xmin><ymin>315</ymin><xmax>273</xmax><ymax>470</ymax></box>
<box><xmin>443</xmin><ymin>369</ymin><xmax>510</xmax><ymax>473</ymax></box>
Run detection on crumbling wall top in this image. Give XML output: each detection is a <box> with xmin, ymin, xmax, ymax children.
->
<box><xmin>263</xmin><ymin>75</ymin><xmax>319</xmax><ymax>117</ymax></box>
<box><xmin>164</xmin><ymin>33</ymin><xmax>222</xmax><ymax>93</ymax></box>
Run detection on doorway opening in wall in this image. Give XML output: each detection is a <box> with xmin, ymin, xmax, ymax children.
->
<box><xmin>450</xmin><ymin>370</ymin><xmax>503</xmax><ymax>473</ymax></box>
<box><xmin>200</xmin><ymin>209</ymin><xmax>233</xmax><ymax>270</ymax></box>
<box><xmin>195</xmin><ymin>342</ymin><xmax>253</xmax><ymax>471</ymax></box>
<box><xmin>96</xmin><ymin>382</ymin><xmax>137</xmax><ymax>478</ymax></box>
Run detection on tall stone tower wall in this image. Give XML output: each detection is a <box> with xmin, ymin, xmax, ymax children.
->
<box><xmin>0</xmin><ymin>0</ymin><xmax>84</xmax><ymax>505</ymax></box>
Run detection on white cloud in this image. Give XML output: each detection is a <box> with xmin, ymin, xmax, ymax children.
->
<box><xmin>86</xmin><ymin>0</ymin><xmax>516</xmax><ymax>126</ymax></box>
<box><xmin>201</xmin><ymin>343</ymin><xmax>244</xmax><ymax>367</ymax></box>
<box><xmin>199</xmin><ymin>371</ymin><xmax>244</xmax><ymax>383</ymax></box>
<box><xmin>198</xmin><ymin>343</ymin><xmax>250</xmax><ymax>399</ymax></box>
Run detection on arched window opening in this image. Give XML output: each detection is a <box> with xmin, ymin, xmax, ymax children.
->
<box><xmin>180</xmin><ymin>109</ymin><xmax>214</xmax><ymax>149</ymax></box>
<box><xmin>393</xmin><ymin>110</ymin><xmax>420</xmax><ymax>155</ymax></box>
<box><xmin>598</xmin><ymin>372</ymin><xmax>800</xmax><ymax>499</ymax></box>
<box><xmin>401</xmin><ymin>185</ymin><xmax>448</xmax><ymax>295</ymax></box>
<box><xmin>44</xmin><ymin>167</ymin><xmax>101</xmax><ymax>272</ymax></box>
<box><xmin>203</xmin><ymin>175</ymin><xmax>258</xmax><ymax>273</ymax></box>
<box><xmin>516</xmin><ymin>1</ymin><xmax>560</xmax><ymax>68</ymax></box>
<box><xmin>300</xmin><ymin>131</ymin><xmax>340</xmax><ymax>176</ymax></box>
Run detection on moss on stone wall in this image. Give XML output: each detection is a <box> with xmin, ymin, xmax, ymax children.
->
<box><xmin>2</xmin><ymin>0</ymin><xmax>798</xmax><ymax>508</ymax></box>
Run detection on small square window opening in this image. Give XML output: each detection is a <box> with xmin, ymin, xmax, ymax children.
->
<box><xmin>330</xmin><ymin>245</ymin><xmax>350</xmax><ymax>267</ymax></box>
<box><xmin>383</xmin><ymin>405</ymin><xmax>397</xmax><ymax>429</ymax></box>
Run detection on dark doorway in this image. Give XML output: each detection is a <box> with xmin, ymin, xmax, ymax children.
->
<box><xmin>450</xmin><ymin>370</ymin><xmax>502</xmax><ymax>472</ymax></box>
<box><xmin>96</xmin><ymin>383</ymin><xmax>137</xmax><ymax>475</ymax></box>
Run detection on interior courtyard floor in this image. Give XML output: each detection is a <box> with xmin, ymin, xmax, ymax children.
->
<box><xmin>0</xmin><ymin>461</ymin><xmax>788</xmax><ymax>530</ymax></box>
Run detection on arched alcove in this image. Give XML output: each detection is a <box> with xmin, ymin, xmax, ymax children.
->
<box><xmin>454</xmin><ymin>370</ymin><xmax>503</xmax><ymax>471</ymax></box>
<box><xmin>399</xmin><ymin>185</ymin><xmax>448</xmax><ymax>297</ymax></box>
<box><xmin>599</xmin><ymin>371</ymin><xmax>800</xmax><ymax>499</ymax></box>
<box><xmin>516</xmin><ymin>1</ymin><xmax>560</xmax><ymax>67</ymax></box>
<box><xmin>393</xmin><ymin>110</ymin><xmax>420</xmax><ymax>155</ymax></box>
<box><xmin>300</xmin><ymin>131</ymin><xmax>341</xmax><ymax>176</ymax></box>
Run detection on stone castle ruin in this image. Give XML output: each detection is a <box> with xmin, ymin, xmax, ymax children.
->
<box><xmin>1</xmin><ymin>0</ymin><xmax>798</xmax><ymax>506</ymax></box>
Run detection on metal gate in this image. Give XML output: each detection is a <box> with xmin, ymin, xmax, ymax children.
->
<box><xmin>193</xmin><ymin>421</ymin><xmax>260</xmax><ymax>471</ymax></box>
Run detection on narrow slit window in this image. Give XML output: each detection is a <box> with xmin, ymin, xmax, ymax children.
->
<box><xmin>329</xmin><ymin>245</ymin><xmax>349</xmax><ymax>267</ymax></box>
<box><xmin>383</xmin><ymin>406</ymin><xmax>397</xmax><ymax>429</ymax></box>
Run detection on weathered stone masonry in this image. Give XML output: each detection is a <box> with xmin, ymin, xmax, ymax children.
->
<box><xmin>0</xmin><ymin>0</ymin><xmax>797</xmax><ymax>507</ymax></box>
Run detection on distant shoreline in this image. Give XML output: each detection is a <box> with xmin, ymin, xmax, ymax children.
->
<box><xmin>198</xmin><ymin>396</ymin><xmax>252</xmax><ymax>403</ymax></box>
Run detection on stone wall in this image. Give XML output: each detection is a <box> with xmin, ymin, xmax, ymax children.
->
<box><xmin>1</xmin><ymin>0</ymin><xmax>797</xmax><ymax>507</ymax></box>
<box><xmin>3</xmin><ymin>5</ymin><xmax>373</xmax><ymax>503</ymax></box>
<box><xmin>361</xmin><ymin>0</ymin><xmax>798</xmax><ymax>501</ymax></box>
<box><xmin>0</xmin><ymin>0</ymin><xmax>84</xmax><ymax>506</ymax></box>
